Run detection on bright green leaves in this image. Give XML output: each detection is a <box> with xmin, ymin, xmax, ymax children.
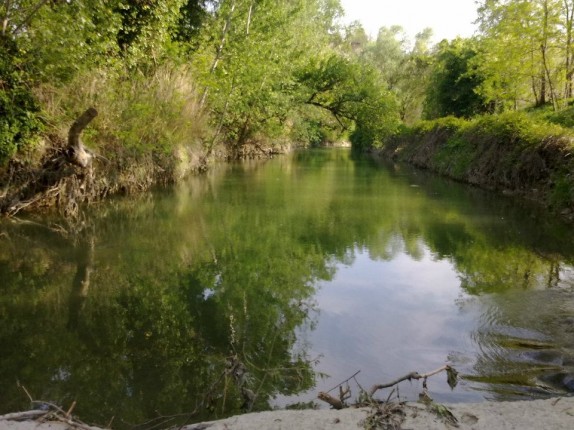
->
<box><xmin>19</xmin><ymin>1</ymin><xmax>123</xmax><ymax>82</ymax></box>
<box><xmin>115</xmin><ymin>0</ymin><xmax>186</xmax><ymax>68</ymax></box>
<box><xmin>295</xmin><ymin>54</ymin><xmax>399</xmax><ymax>149</ymax></box>
<box><xmin>192</xmin><ymin>0</ymin><xmax>344</xmax><ymax>150</ymax></box>
<box><xmin>474</xmin><ymin>0</ymin><xmax>567</xmax><ymax>110</ymax></box>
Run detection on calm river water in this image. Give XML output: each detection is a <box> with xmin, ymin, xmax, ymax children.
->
<box><xmin>1</xmin><ymin>149</ymin><xmax>574</xmax><ymax>427</ymax></box>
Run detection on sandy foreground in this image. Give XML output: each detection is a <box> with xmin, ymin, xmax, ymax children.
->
<box><xmin>2</xmin><ymin>397</ymin><xmax>574</xmax><ymax>430</ymax></box>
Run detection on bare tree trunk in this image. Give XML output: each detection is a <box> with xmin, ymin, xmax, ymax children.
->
<box><xmin>540</xmin><ymin>1</ymin><xmax>558</xmax><ymax>111</ymax></box>
<box><xmin>200</xmin><ymin>0</ymin><xmax>236</xmax><ymax>108</ymax></box>
<box><xmin>67</xmin><ymin>107</ymin><xmax>98</xmax><ymax>168</ymax></box>
<box><xmin>246</xmin><ymin>1</ymin><xmax>254</xmax><ymax>35</ymax></box>
<box><xmin>564</xmin><ymin>1</ymin><xmax>574</xmax><ymax>98</ymax></box>
<box><xmin>540</xmin><ymin>70</ymin><xmax>548</xmax><ymax>106</ymax></box>
<box><xmin>2</xmin><ymin>0</ymin><xmax>11</xmax><ymax>36</ymax></box>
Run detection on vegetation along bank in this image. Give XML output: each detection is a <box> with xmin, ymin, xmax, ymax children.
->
<box><xmin>378</xmin><ymin>112</ymin><xmax>574</xmax><ymax>219</ymax></box>
<box><xmin>2</xmin><ymin>0</ymin><xmax>574</xmax><ymax>219</ymax></box>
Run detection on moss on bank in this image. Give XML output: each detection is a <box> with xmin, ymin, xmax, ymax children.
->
<box><xmin>379</xmin><ymin>112</ymin><xmax>574</xmax><ymax>217</ymax></box>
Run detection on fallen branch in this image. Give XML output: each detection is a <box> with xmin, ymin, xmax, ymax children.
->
<box><xmin>9</xmin><ymin>385</ymin><xmax>96</xmax><ymax>430</ymax></box>
<box><xmin>317</xmin><ymin>370</ymin><xmax>359</xmax><ymax>410</ymax></box>
<box><xmin>369</xmin><ymin>365</ymin><xmax>453</xmax><ymax>397</ymax></box>
<box><xmin>317</xmin><ymin>391</ymin><xmax>345</xmax><ymax>410</ymax></box>
<box><xmin>369</xmin><ymin>371</ymin><xmax>422</xmax><ymax>397</ymax></box>
<box><xmin>0</xmin><ymin>410</ymin><xmax>48</xmax><ymax>422</ymax></box>
<box><xmin>323</xmin><ymin>370</ymin><xmax>361</xmax><ymax>394</ymax></box>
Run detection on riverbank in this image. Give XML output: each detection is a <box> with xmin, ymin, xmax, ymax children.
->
<box><xmin>0</xmin><ymin>131</ymin><xmax>289</xmax><ymax>217</ymax></box>
<box><xmin>2</xmin><ymin>397</ymin><xmax>574</xmax><ymax>430</ymax></box>
<box><xmin>376</xmin><ymin>113</ymin><xmax>574</xmax><ymax>221</ymax></box>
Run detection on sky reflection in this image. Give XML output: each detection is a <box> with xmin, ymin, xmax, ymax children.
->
<box><xmin>294</xmin><ymin>245</ymin><xmax>486</xmax><ymax>405</ymax></box>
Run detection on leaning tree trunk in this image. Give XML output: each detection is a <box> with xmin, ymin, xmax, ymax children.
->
<box><xmin>1</xmin><ymin>107</ymin><xmax>98</xmax><ymax>216</ymax></box>
<box><xmin>67</xmin><ymin>107</ymin><xmax>98</xmax><ymax>168</ymax></box>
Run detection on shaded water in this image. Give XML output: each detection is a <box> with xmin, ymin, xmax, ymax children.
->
<box><xmin>1</xmin><ymin>149</ymin><xmax>574</xmax><ymax>427</ymax></box>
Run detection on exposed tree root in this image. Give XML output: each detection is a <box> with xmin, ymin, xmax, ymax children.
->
<box><xmin>1</xmin><ymin>108</ymin><xmax>98</xmax><ymax>217</ymax></box>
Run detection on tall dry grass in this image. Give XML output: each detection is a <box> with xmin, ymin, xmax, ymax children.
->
<box><xmin>35</xmin><ymin>63</ymin><xmax>210</xmax><ymax>186</ymax></box>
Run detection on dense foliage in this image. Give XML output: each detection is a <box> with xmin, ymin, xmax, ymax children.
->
<box><xmin>0</xmin><ymin>37</ymin><xmax>42</xmax><ymax>161</ymax></box>
<box><xmin>424</xmin><ymin>38</ymin><xmax>491</xmax><ymax>119</ymax></box>
<box><xmin>2</xmin><ymin>0</ymin><xmax>574</xmax><ymax>193</ymax></box>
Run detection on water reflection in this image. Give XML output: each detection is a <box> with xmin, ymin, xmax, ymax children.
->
<box><xmin>1</xmin><ymin>149</ymin><xmax>574</xmax><ymax>427</ymax></box>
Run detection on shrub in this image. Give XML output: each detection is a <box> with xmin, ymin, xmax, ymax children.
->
<box><xmin>0</xmin><ymin>39</ymin><xmax>42</xmax><ymax>164</ymax></box>
<box><xmin>36</xmin><ymin>63</ymin><xmax>208</xmax><ymax>161</ymax></box>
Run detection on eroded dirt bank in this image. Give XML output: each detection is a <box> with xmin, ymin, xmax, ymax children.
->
<box><xmin>376</xmin><ymin>116</ymin><xmax>574</xmax><ymax>221</ymax></box>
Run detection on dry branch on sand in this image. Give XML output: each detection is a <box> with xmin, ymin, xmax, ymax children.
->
<box><xmin>1</xmin><ymin>385</ymin><xmax>98</xmax><ymax>430</ymax></box>
<box><xmin>0</xmin><ymin>403</ymin><xmax>96</xmax><ymax>430</ymax></box>
<box><xmin>317</xmin><ymin>365</ymin><xmax>460</xmax><ymax>429</ymax></box>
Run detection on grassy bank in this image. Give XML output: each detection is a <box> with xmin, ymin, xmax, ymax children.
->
<box><xmin>0</xmin><ymin>64</ymin><xmax>291</xmax><ymax>217</ymax></box>
<box><xmin>378</xmin><ymin>111</ymin><xmax>574</xmax><ymax>218</ymax></box>
<box><xmin>0</xmin><ymin>64</ymin><xmax>210</xmax><ymax>216</ymax></box>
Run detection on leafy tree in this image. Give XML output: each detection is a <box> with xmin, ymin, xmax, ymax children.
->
<box><xmin>0</xmin><ymin>36</ymin><xmax>42</xmax><ymax>163</ymax></box>
<box><xmin>474</xmin><ymin>0</ymin><xmax>567</xmax><ymax>110</ymax></box>
<box><xmin>364</xmin><ymin>26</ymin><xmax>434</xmax><ymax>123</ymax></box>
<box><xmin>294</xmin><ymin>53</ymin><xmax>399</xmax><ymax>149</ymax></box>
<box><xmin>424</xmin><ymin>38</ymin><xmax>490</xmax><ymax>119</ymax></box>
<box><xmin>192</xmin><ymin>0</ymin><xmax>347</xmax><ymax>152</ymax></box>
<box><xmin>172</xmin><ymin>0</ymin><xmax>213</xmax><ymax>48</ymax></box>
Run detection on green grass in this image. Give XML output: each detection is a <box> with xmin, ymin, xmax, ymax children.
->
<box><xmin>382</xmin><ymin>111</ymin><xmax>574</xmax><ymax>212</ymax></box>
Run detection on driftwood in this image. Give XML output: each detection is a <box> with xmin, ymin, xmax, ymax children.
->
<box><xmin>4</xmin><ymin>385</ymin><xmax>96</xmax><ymax>430</ymax></box>
<box><xmin>318</xmin><ymin>365</ymin><xmax>458</xmax><ymax>409</ymax></box>
<box><xmin>318</xmin><ymin>365</ymin><xmax>460</xmax><ymax>429</ymax></box>
<box><xmin>369</xmin><ymin>365</ymin><xmax>455</xmax><ymax>397</ymax></box>
<box><xmin>317</xmin><ymin>370</ymin><xmax>359</xmax><ymax>410</ymax></box>
<box><xmin>0</xmin><ymin>410</ymin><xmax>47</xmax><ymax>421</ymax></box>
<box><xmin>317</xmin><ymin>391</ymin><xmax>345</xmax><ymax>410</ymax></box>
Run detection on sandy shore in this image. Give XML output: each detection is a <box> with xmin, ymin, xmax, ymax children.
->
<box><xmin>2</xmin><ymin>397</ymin><xmax>574</xmax><ymax>430</ymax></box>
<box><xmin>180</xmin><ymin>397</ymin><xmax>574</xmax><ymax>430</ymax></box>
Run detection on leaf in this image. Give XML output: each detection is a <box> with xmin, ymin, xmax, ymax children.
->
<box><xmin>446</xmin><ymin>365</ymin><xmax>459</xmax><ymax>390</ymax></box>
<box><xmin>432</xmin><ymin>403</ymin><xmax>459</xmax><ymax>427</ymax></box>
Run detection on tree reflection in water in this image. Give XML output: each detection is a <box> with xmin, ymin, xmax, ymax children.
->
<box><xmin>1</xmin><ymin>149</ymin><xmax>574</xmax><ymax>427</ymax></box>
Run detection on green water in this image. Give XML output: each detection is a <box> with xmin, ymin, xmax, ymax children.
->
<box><xmin>1</xmin><ymin>149</ymin><xmax>574</xmax><ymax>427</ymax></box>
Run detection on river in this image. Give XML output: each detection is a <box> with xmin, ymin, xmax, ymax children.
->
<box><xmin>1</xmin><ymin>148</ymin><xmax>573</xmax><ymax>427</ymax></box>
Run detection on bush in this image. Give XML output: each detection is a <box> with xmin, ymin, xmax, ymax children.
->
<box><xmin>0</xmin><ymin>39</ymin><xmax>42</xmax><ymax>164</ymax></box>
<box><xmin>471</xmin><ymin>112</ymin><xmax>568</xmax><ymax>148</ymax></box>
<box><xmin>36</xmin><ymin>63</ymin><xmax>208</xmax><ymax>161</ymax></box>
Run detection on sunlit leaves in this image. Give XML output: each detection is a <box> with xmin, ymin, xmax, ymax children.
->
<box><xmin>294</xmin><ymin>54</ymin><xmax>399</xmax><ymax>148</ymax></box>
<box><xmin>474</xmin><ymin>0</ymin><xmax>566</xmax><ymax>110</ymax></box>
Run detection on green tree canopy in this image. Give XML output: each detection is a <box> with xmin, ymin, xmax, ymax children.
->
<box><xmin>424</xmin><ymin>38</ymin><xmax>490</xmax><ymax>119</ymax></box>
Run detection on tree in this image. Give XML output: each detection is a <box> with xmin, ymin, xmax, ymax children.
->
<box><xmin>193</xmin><ymin>0</ymin><xmax>347</xmax><ymax>152</ymax></box>
<box><xmin>172</xmin><ymin>0</ymin><xmax>213</xmax><ymax>48</ymax></box>
<box><xmin>0</xmin><ymin>36</ymin><xmax>42</xmax><ymax>163</ymax></box>
<box><xmin>364</xmin><ymin>26</ymin><xmax>434</xmax><ymax>123</ymax></box>
<box><xmin>424</xmin><ymin>38</ymin><xmax>490</xmax><ymax>119</ymax></box>
<box><xmin>475</xmin><ymin>0</ymin><xmax>566</xmax><ymax>110</ymax></box>
<box><xmin>294</xmin><ymin>53</ymin><xmax>399</xmax><ymax>149</ymax></box>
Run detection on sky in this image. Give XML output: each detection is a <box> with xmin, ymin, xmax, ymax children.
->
<box><xmin>339</xmin><ymin>0</ymin><xmax>479</xmax><ymax>43</ymax></box>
